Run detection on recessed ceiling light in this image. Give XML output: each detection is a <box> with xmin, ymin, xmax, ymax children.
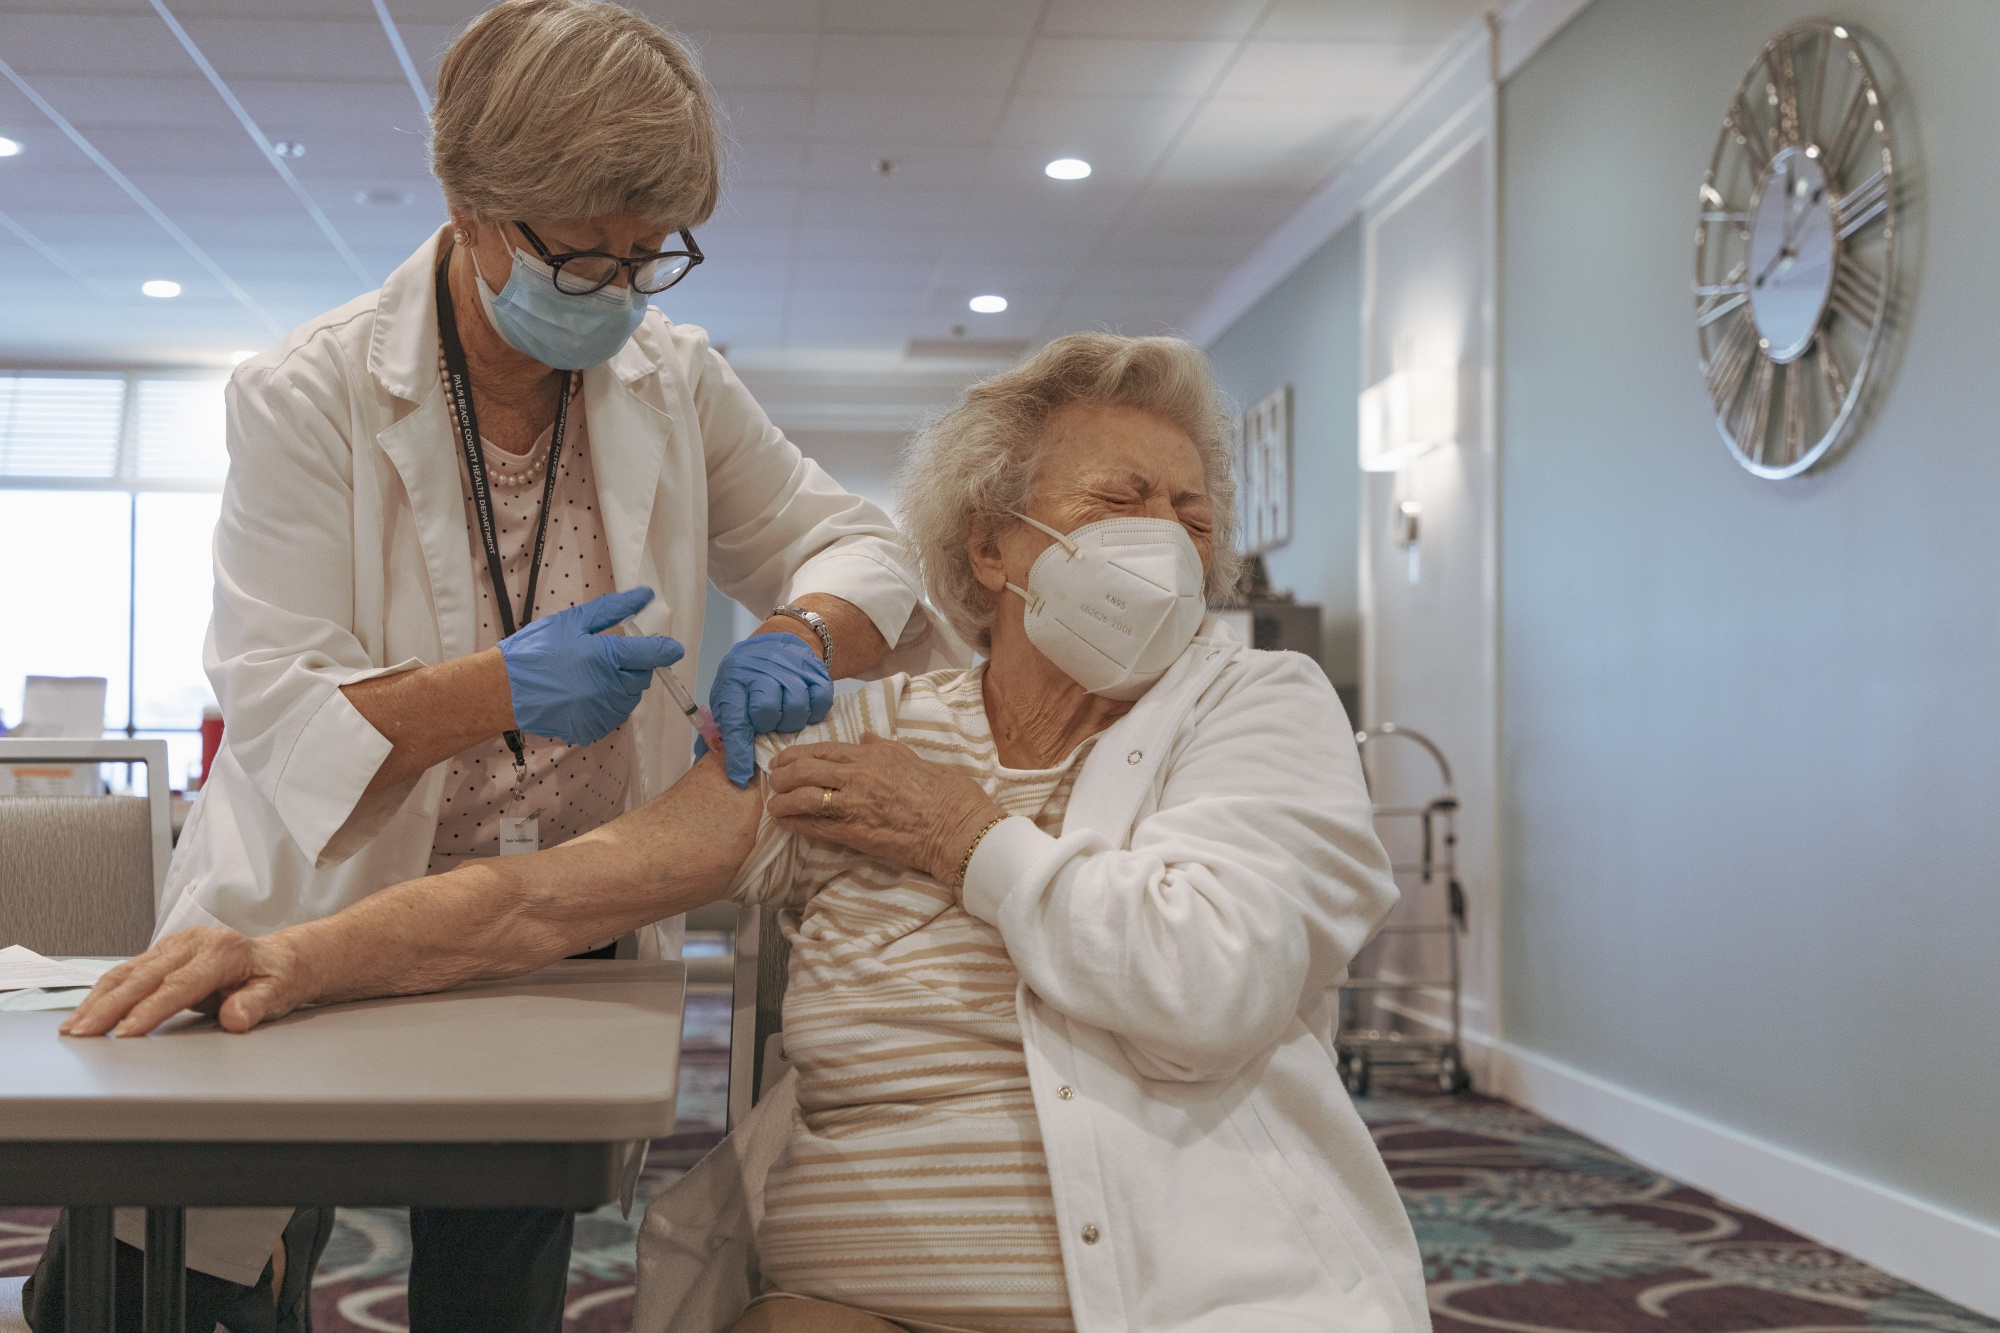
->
<box><xmin>272</xmin><ymin>141</ymin><xmax>305</xmax><ymax>158</ymax></box>
<box><xmin>355</xmin><ymin>187</ymin><xmax>412</xmax><ymax>208</ymax></box>
<box><xmin>142</xmin><ymin>280</ymin><xmax>182</xmax><ymax>299</ymax></box>
<box><xmin>968</xmin><ymin>294</ymin><xmax>1008</xmax><ymax>314</ymax></box>
<box><xmin>0</xmin><ymin>137</ymin><xmax>21</xmax><ymax>158</ymax></box>
<box><xmin>1045</xmin><ymin>158</ymin><xmax>1091</xmax><ymax>181</ymax></box>
<box><xmin>229</xmin><ymin>350</ymin><xmax>257</xmax><ymax>365</ymax></box>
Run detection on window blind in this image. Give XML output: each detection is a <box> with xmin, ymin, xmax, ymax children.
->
<box><xmin>0</xmin><ymin>376</ymin><xmax>123</xmax><ymax>478</ymax></box>
<box><xmin>135</xmin><ymin>379</ymin><xmax>228</xmax><ymax>481</ymax></box>
<box><xmin>0</xmin><ymin>373</ymin><xmax>229</xmax><ymax>487</ymax></box>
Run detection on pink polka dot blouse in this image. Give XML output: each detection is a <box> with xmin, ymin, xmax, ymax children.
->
<box><xmin>428</xmin><ymin>398</ymin><xmax>631</xmax><ymax>873</ymax></box>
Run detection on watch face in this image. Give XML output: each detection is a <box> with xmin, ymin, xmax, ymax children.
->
<box><xmin>1695</xmin><ymin>21</ymin><xmax>1896</xmax><ymax>479</ymax></box>
<box><xmin>1746</xmin><ymin>146</ymin><xmax>1835</xmax><ymax>363</ymax></box>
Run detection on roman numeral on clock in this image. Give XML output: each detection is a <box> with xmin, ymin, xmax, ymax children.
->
<box><xmin>1705</xmin><ymin>314</ymin><xmax>1758</xmax><ymax>411</ymax></box>
<box><xmin>1828</xmin><ymin>257</ymin><xmax>1883</xmax><ymax>327</ymax></box>
<box><xmin>1833</xmin><ymin>168</ymin><xmax>1888</xmax><ymax>239</ymax></box>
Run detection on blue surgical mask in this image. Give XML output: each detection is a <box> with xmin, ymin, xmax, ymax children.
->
<box><xmin>473</xmin><ymin>245</ymin><xmax>646</xmax><ymax>370</ymax></box>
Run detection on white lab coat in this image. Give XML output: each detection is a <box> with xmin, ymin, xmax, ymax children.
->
<box><xmin>635</xmin><ymin>626</ymin><xmax>1431</xmax><ymax>1333</ymax></box>
<box><xmin>160</xmin><ymin>224</ymin><xmax>957</xmax><ymax>942</ymax></box>
<box><xmin>135</xmin><ymin>225</ymin><xmax>962</xmax><ymax>1282</ymax></box>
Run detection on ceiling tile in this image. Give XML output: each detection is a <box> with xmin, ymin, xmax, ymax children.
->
<box><xmin>722</xmin><ymin>142</ymin><xmax>809</xmax><ymax>186</ymax></box>
<box><xmin>183</xmin><ymin>15</ymin><xmax>415</xmax><ymax>82</ymax></box>
<box><xmin>803</xmin><ymin>141</ymin><xmax>987</xmax><ymax>188</ymax></box>
<box><xmin>681</xmin><ymin>30</ymin><xmax>819</xmax><ymax>90</ymax></box>
<box><xmin>1040</xmin><ymin>0</ymin><xmax>1267</xmax><ymax>40</ymax></box>
<box><xmin>1259</xmin><ymin>0</ymin><xmax>1490</xmax><ymax>43</ymax></box>
<box><xmin>814</xmin><ymin>34</ymin><xmax>1029</xmax><ymax>96</ymax></box>
<box><xmin>808</xmin><ymin>93</ymin><xmax>1006</xmax><ymax>146</ymax></box>
<box><xmin>818</xmin><ymin>0</ymin><xmax>1044</xmax><ymax>37</ymax></box>
<box><xmin>0</xmin><ymin>0</ymin><xmax>1484</xmax><ymax>363</ymax></box>
<box><xmin>10</xmin><ymin>75</ymin><xmax>235</xmax><ymax>130</ymax></box>
<box><xmin>1131</xmin><ymin>182</ymin><xmax>1316</xmax><ymax>232</ymax></box>
<box><xmin>1</xmin><ymin>14</ymin><xmax>197</xmax><ymax>77</ymax></box>
<box><xmin>800</xmin><ymin>185</ymin><xmax>967</xmax><ymax>229</ymax></box>
<box><xmin>695</xmin><ymin>223</ymin><xmax>803</xmax><ymax>262</ymax></box>
<box><xmin>635</xmin><ymin>0</ymin><xmax>824</xmax><ymax>34</ymax></box>
<box><xmin>718</xmin><ymin>90</ymin><xmax>815</xmax><ymax>142</ymax></box>
<box><xmin>1153</xmin><ymin>99</ymin><xmax>1375</xmax><ymax>189</ymax></box>
<box><xmin>791</xmin><ymin>227</ymin><xmax>951</xmax><ymax>262</ymax></box>
<box><xmin>990</xmin><ymin>97</ymin><xmax>1199</xmax><ymax>173</ymax></box>
<box><xmin>1017</xmin><ymin>39</ymin><xmax>1236</xmax><ymax>99</ymax></box>
<box><xmin>1212</xmin><ymin>40</ymin><xmax>1442</xmax><ymax>103</ymax></box>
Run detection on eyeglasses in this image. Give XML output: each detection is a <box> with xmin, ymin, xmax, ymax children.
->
<box><xmin>514</xmin><ymin>222</ymin><xmax>704</xmax><ymax>296</ymax></box>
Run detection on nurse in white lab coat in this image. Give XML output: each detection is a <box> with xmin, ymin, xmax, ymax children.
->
<box><xmin>23</xmin><ymin>4</ymin><xmax>958</xmax><ymax>1332</ymax></box>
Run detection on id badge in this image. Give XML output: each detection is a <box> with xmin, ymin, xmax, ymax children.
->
<box><xmin>499</xmin><ymin>816</ymin><xmax>539</xmax><ymax>856</ymax></box>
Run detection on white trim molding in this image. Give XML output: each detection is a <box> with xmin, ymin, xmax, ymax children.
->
<box><xmin>1486</xmin><ymin>1042</ymin><xmax>2000</xmax><ymax>1319</ymax></box>
<box><xmin>1186</xmin><ymin>0</ymin><xmax>1596</xmax><ymax>347</ymax></box>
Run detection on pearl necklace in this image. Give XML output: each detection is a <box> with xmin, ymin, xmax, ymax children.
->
<box><xmin>436</xmin><ymin>350</ymin><xmax>578</xmax><ymax>488</ymax></box>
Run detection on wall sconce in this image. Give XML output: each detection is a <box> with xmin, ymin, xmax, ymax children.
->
<box><xmin>1358</xmin><ymin>366</ymin><xmax>1457</xmax><ymax>473</ymax></box>
<box><xmin>1397</xmin><ymin>499</ymin><xmax>1422</xmax><ymax>584</ymax></box>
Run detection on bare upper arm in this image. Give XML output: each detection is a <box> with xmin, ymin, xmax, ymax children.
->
<box><xmin>554</xmin><ymin>748</ymin><xmax>767</xmax><ymax>921</ymax></box>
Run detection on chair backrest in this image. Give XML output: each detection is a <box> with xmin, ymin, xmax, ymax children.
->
<box><xmin>726</xmin><ymin>902</ymin><xmax>792</xmax><ymax>1131</ymax></box>
<box><xmin>0</xmin><ymin>738</ymin><xmax>171</xmax><ymax>956</ymax></box>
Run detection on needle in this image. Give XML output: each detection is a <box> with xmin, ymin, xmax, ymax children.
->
<box><xmin>654</xmin><ymin>663</ymin><xmax>725</xmax><ymax>752</ymax></box>
<box><xmin>611</xmin><ymin>614</ymin><xmax>726</xmax><ymax>752</ymax></box>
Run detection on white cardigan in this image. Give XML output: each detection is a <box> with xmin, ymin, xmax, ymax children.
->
<box><xmin>636</xmin><ymin>625</ymin><xmax>1430</xmax><ymax>1333</ymax></box>
<box><xmin>160</xmin><ymin>224</ymin><xmax>956</xmax><ymax>943</ymax></box>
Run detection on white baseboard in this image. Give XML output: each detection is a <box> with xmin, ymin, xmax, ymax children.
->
<box><xmin>1351</xmin><ymin>989</ymin><xmax>2000</xmax><ymax>1317</ymax></box>
<box><xmin>1485</xmin><ymin>1043</ymin><xmax>2000</xmax><ymax>1319</ymax></box>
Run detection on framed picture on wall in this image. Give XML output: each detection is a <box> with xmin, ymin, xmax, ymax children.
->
<box><xmin>1235</xmin><ymin>384</ymin><xmax>1292</xmax><ymax>555</ymax></box>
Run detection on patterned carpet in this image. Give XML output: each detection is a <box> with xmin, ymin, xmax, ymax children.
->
<box><xmin>5</xmin><ymin>1021</ymin><xmax>1994</xmax><ymax>1333</ymax></box>
<box><xmin>1361</xmin><ymin>1077</ymin><xmax>1998</xmax><ymax>1333</ymax></box>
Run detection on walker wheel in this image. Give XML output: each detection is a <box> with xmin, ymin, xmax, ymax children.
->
<box><xmin>1438</xmin><ymin>1052</ymin><xmax>1472</xmax><ymax>1095</ymax></box>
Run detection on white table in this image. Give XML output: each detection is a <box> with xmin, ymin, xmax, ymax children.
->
<box><xmin>0</xmin><ymin>959</ymin><xmax>685</xmax><ymax>1332</ymax></box>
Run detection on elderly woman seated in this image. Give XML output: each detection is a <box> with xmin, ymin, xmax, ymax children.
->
<box><xmin>68</xmin><ymin>333</ymin><xmax>1426</xmax><ymax>1333</ymax></box>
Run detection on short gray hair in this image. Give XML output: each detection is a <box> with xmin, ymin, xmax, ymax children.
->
<box><xmin>431</xmin><ymin>0</ymin><xmax>721</xmax><ymax>227</ymax></box>
<box><xmin>898</xmin><ymin>333</ymin><xmax>1239</xmax><ymax>651</ymax></box>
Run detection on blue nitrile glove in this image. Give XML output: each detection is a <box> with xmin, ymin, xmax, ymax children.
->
<box><xmin>707</xmin><ymin>632</ymin><xmax>834</xmax><ymax>788</ymax></box>
<box><xmin>499</xmin><ymin>587</ymin><xmax>685</xmax><ymax>746</ymax></box>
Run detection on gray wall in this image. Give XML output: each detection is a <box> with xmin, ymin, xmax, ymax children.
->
<box><xmin>1501</xmin><ymin>0</ymin><xmax>2000</xmax><ymax>1224</ymax></box>
<box><xmin>1204</xmin><ymin>221</ymin><xmax>1365</xmax><ymax>688</ymax></box>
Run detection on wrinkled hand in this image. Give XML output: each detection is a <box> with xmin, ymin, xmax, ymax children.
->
<box><xmin>767</xmin><ymin>734</ymin><xmax>1004</xmax><ymax>885</ymax></box>
<box><xmin>709</xmin><ymin>633</ymin><xmax>834</xmax><ymax>788</ymax></box>
<box><xmin>58</xmin><ymin>927</ymin><xmax>313</xmax><ymax>1038</ymax></box>
<box><xmin>502</xmin><ymin>587</ymin><xmax>685</xmax><ymax>746</ymax></box>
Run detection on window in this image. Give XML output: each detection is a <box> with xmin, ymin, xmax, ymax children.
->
<box><xmin>0</xmin><ymin>372</ymin><xmax>229</xmax><ymax>788</ymax></box>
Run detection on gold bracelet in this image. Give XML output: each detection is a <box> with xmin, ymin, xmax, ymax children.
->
<box><xmin>952</xmin><ymin>814</ymin><xmax>1010</xmax><ymax>890</ymax></box>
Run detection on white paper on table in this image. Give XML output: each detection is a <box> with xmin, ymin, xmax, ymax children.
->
<box><xmin>0</xmin><ymin>988</ymin><xmax>95</xmax><ymax>1012</ymax></box>
<box><xmin>0</xmin><ymin>944</ymin><xmax>121</xmax><ymax>991</ymax></box>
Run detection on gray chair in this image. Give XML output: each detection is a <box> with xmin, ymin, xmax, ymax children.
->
<box><xmin>0</xmin><ymin>738</ymin><xmax>171</xmax><ymax>957</ymax></box>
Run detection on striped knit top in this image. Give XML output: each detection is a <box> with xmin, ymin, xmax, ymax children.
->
<box><xmin>729</xmin><ymin>667</ymin><xmax>1091</xmax><ymax>1333</ymax></box>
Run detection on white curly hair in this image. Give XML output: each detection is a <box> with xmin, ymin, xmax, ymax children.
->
<box><xmin>897</xmin><ymin>332</ymin><xmax>1239</xmax><ymax>652</ymax></box>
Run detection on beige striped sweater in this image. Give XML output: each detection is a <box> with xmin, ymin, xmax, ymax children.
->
<box><xmin>730</xmin><ymin>667</ymin><xmax>1091</xmax><ymax>1333</ymax></box>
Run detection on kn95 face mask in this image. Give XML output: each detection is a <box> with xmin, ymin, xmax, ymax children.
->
<box><xmin>1004</xmin><ymin>511</ymin><xmax>1206</xmax><ymax>700</ymax></box>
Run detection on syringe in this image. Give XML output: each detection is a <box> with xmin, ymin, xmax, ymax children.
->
<box><xmin>655</xmin><ymin>664</ymin><xmax>726</xmax><ymax>753</ymax></box>
<box><xmin>610</xmin><ymin>615</ymin><xmax>727</xmax><ymax>753</ymax></box>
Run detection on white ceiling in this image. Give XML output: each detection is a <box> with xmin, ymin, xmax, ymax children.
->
<box><xmin>0</xmin><ymin>0</ymin><xmax>1488</xmax><ymax>369</ymax></box>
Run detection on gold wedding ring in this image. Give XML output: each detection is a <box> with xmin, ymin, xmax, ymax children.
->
<box><xmin>819</xmin><ymin>787</ymin><xmax>835</xmax><ymax>819</ymax></box>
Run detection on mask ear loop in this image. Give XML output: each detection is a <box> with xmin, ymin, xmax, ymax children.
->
<box><xmin>1012</xmin><ymin>510</ymin><xmax>1080</xmax><ymax>555</ymax></box>
<box><xmin>1002</xmin><ymin>511</ymin><xmax>1073</xmax><ymax>614</ymax></box>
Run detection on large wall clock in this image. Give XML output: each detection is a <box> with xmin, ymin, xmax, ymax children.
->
<box><xmin>1695</xmin><ymin>21</ymin><xmax>1896</xmax><ymax>480</ymax></box>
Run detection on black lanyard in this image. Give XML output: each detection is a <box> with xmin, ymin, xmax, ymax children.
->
<box><xmin>435</xmin><ymin>250</ymin><xmax>572</xmax><ymax>782</ymax></box>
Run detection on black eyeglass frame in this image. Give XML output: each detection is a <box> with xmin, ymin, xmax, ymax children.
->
<box><xmin>514</xmin><ymin>222</ymin><xmax>704</xmax><ymax>296</ymax></box>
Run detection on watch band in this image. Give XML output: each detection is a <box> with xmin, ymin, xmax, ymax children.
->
<box><xmin>770</xmin><ymin>603</ymin><xmax>833</xmax><ymax>674</ymax></box>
